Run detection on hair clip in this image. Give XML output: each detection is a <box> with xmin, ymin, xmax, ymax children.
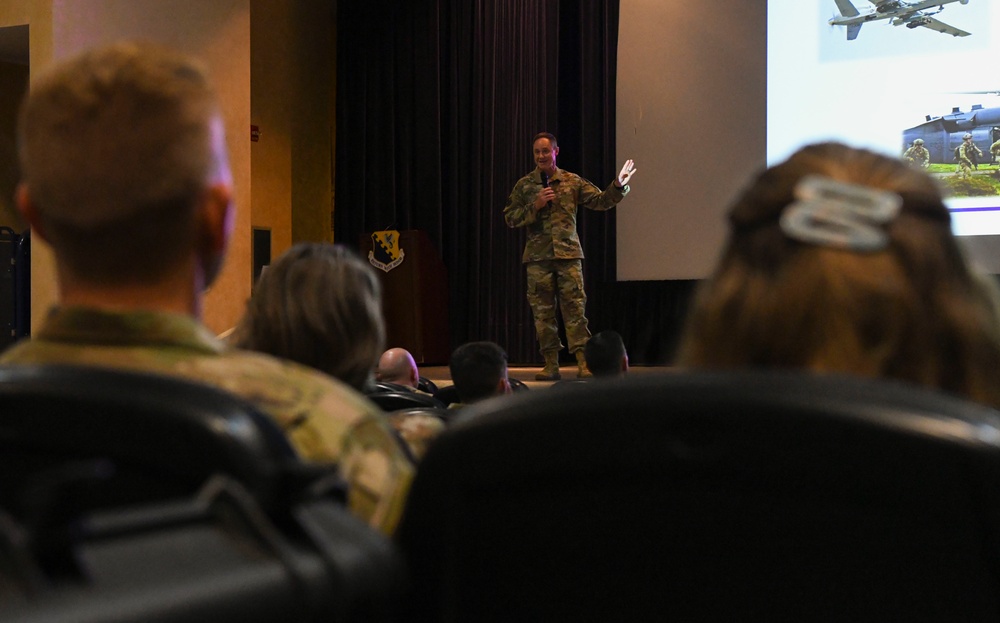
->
<box><xmin>780</xmin><ymin>175</ymin><xmax>902</xmax><ymax>252</ymax></box>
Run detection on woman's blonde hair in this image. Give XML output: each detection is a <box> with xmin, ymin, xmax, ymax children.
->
<box><xmin>677</xmin><ymin>142</ymin><xmax>1000</xmax><ymax>407</ymax></box>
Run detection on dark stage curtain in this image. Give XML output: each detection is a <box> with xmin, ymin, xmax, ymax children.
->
<box><xmin>336</xmin><ymin>0</ymin><xmax>640</xmax><ymax>364</ymax></box>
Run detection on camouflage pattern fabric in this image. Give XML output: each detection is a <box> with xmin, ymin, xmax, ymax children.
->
<box><xmin>503</xmin><ymin>167</ymin><xmax>628</xmax><ymax>263</ymax></box>
<box><xmin>991</xmin><ymin>139</ymin><xmax>1000</xmax><ymax>160</ymax></box>
<box><xmin>504</xmin><ymin>166</ymin><xmax>627</xmax><ymax>354</ymax></box>
<box><xmin>902</xmin><ymin>145</ymin><xmax>929</xmax><ymax>168</ymax></box>
<box><xmin>526</xmin><ymin>259</ymin><xmax>591</xmax><ymax>354</ymax></box>
<box><xmin>0</xmin><ymin>306</ymin><xmax>414</xmax><ymax>536</ymax></box>
<box><xmin>386</xmin><ymin>411</ymin><xmax>447</xmax><ymax>461</ymax></box>
<box><xmin>958</xmin><ymin>141</ymin><xmax>983</xmax><ymax>178</ymax></box>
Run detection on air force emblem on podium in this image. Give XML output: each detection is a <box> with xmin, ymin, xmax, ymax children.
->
<box><xmin>369</xmin><ymin>230</ymin><xmax>405</xmax><ymax>272</ymax></box>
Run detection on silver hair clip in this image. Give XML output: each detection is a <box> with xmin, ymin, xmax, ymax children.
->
<box><xmin>780</xmin><ymin>175</ymin><xmax>902</xmax><ymax>252</ymax></box>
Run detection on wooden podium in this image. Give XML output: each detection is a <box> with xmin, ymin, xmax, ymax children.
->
<box><xmin>362</xmin><ymin>229</ymin><xmax>450</xmax><ymax>364</ymax></box>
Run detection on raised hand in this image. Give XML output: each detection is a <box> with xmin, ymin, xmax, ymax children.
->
<box><xmin>617</xmin><ymin>159</ymin><xmax>637</xmax><ymax>187</ymax></box>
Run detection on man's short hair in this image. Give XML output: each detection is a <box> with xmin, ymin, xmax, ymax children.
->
<box><xmin>17</xmin><ymin>41</ymin><xmax>228</xmax><ymax>284</ymax></box>
<box><xmin>449</xmin><ymin>341</ymin><xmax>508</xmax><ymax>403</ymax></box>
<box><xmin>533</xmin><ymin>131</ymin><xmax>557</xmax><ymax>147</ymax></box>
<box><xmin>585</xmin><ymin>331</ymin><xmax>627</xmax><ymax>377</ymax></box>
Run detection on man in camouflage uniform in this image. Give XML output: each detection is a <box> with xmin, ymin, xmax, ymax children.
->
<box><xmin>503</xmin><ymin>132</ymin><xmax>636</xmax><ymax>380</ymax></box>
<box><xmin>902</xmin><ymin>138</ymin><xmax>930</xmax><ymax>169</ymax></box>
<box><xmin>957</xmin><ymin>133</ymin><xmax>983</xmax><ymax>179</ymax></box>
<box><xmin>5</xmin><ymin>41</ymin><xmax>413</xmax><ymax>536</ymax></box>
<box><xmin>990</xmin><ymin>137</ymin><xmax>1000</xmax><ymax>174</ymax></box>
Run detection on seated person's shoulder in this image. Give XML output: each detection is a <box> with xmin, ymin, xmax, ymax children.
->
<box><xmin>226</xmin><ymin>349</ymin><xmax>415</xmax><ymax>535</ymax></box>
<box><xmin>184</xmin><ymin>349</ymin><xmax>387</xmax><ymax>457</ymax></box>
<box><xmin>386</xmin><ymin>410</ymin><xmax>448</xmax><ymax>462</ymax></box>
<box><xmin>218</xmin><ymin>349</ymin><xmax>379</xmax><ymax>413</ymax></box>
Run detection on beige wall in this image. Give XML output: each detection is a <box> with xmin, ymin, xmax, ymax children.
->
<box><xmin>250</xmin><ymin>0</ymin><xmax>334</xmax><ymax>271</ymax></box>
<box><xmin>249</xmin><ymin>0</ymin><xmax>294</xmax><ymax>259</ymax></box>
<box><xmin>48</xmin><ymin>0</ymin><xmax>251</xmax><ymax>334</ymax></box>
<box><xmin>286</xmin><ymin>1</ymin><xmax>334</xmax><ymax>245</ymax></box>
<box><xmin>1</xmin><ymin>0</ymin><xmax>335</xmax><ymax>334</ymax></box>
<box><xmin>3</xmin><ymin>0</ymin><xmax>252</xmax><ymax>334</ymax></box>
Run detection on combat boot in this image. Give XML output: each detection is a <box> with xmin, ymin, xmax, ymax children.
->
<box><xmin>535</xmin><ymin>351</ymin><xmax>561</xmax><ymax>381</ymax></box>
<box><xmin>575</xmin><ymin>350</ymin><xmax>593</xmax><ymax>379</ymax></box>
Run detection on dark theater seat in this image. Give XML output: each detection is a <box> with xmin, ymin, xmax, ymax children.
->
<box><xmin>398</xmin><ymin>371</ymin><xmax>1000</xmax><ymax>622</ymax></box>
<box><xmin>368</xmin><ymin>390</ymin><xmax>445</xmax><ymax>412</ymax></box>
<box><xmin>0</xmin><ymin>365</ymin><xmax>403</xmax><ymax>623</ymax></box>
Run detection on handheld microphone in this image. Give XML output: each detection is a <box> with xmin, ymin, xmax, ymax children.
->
<box><xmin>540</xmin><ymin>171</ymin><xmax>552</xmax><ymax>209</ymax></box>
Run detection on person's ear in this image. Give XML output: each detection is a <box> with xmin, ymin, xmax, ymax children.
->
<box><xmin>498</xmin><ymin>376</ymin><xmax>511</xmax><ymax>395</ymax></box>
<box><xmin>15</xmin><ymin>184</ymin><xmax>49</xmax><ymax>243</ymax></box>
<box><xmin>199</xmin><ymin>182</ymin><xmax>234</xmax><ymax>255</ymax></box>
<box><xmin>621</xmin><ymin>354</ymin><xmax>629</xmax><ymax>374</ymax></box>
<box><xmin>196</xmin><ymin>182</ymin><xmax>234</xmax><ymax>288</ymax></box>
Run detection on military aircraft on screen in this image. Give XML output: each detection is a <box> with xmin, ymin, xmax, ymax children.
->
<box><xmin>902</xmin><ymin>103</ymin><xmax>1000</xmax><ymax>164</ymax></box>
<box><xmin>829</xmin><ymin>0</ymin><xmax>971</xmax><ymax>41</ymax></box>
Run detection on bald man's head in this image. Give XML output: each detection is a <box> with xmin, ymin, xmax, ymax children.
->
<box><xmin>376</xmin><ymin>348</ymin><xmax>419</xmax><ymax>388</ymax></box>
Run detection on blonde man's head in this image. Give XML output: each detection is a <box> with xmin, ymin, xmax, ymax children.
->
<box><xmin>17</xmin><ymin>41</ymin><xmax>231</xmax><ymax>286</ymax></box>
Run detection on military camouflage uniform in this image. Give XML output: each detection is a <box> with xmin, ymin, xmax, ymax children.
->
<box><xmin>958</xmin><ymin>141</ymin><xmax>983</xmax><ymax>178</ymax></box>
<box><xmin>387</xmin><ymin>411</ymin><xmax>447</xmax><ymax>461</ymax></box>
<box><xmin>0</xmin><ymin>306</ymin><xmax>414</xmax><ymax>536</ymax></box>
<box><xmin>503</xmin><ymin>167</ymin><xmax>628</xmax><ymax>355</ymax></box>
<box><xmin>902</xmin><ymin>144</ymin><xmax>929</xmax><ymax>168</ymax></box>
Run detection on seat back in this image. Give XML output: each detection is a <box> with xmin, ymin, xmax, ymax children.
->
<box><xmin>432</xmin><ymin>384</ymin><xmax>459</xmax><ymax>406</ymax></box>
<box><xmin>417</xmin><ymin>376</ymin><xmax>438</xmax><ymax>394</ymax></box>
<box><xmin>0</xmin><ymin>365</ymin><xmax>404</xmax><ymax>622</ymax></box>
<box><xmin>0</xmin><ymin>364</ymin><xmax>298</xmax><ymax>518</ymax></box>
<box><xmin>398</xmin><ymin>371</ymin><xmax>1000</xmax><ymax>622</ymax></box>
<box><xmin>368</xmin><ymin>390</ymin><xmax>444</xmax><ymax>411</ymax></box>
<box><xmin>369</xmin><ymin>380</ymin><xmax>416</xmax><ymax>394</ymax></box>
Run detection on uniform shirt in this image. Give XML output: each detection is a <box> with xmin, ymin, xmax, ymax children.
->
<box><xmin>0</xmin><ymin>306</ymin><xmax>414</xmax><ymax>535</ymax></box>
<box><xmin>960</xmin><ymin>141</ymin><xmax>983</xmax><ymax>161</ymax></box>
<box><xmin>503</xmin><ymin>166</ymin><xmax>628</xmax><ymax>263</ymax></box>
<box><xmin>903</xmin><ymin>145</ymin><xmax>929</xmax><ymax>166</ymax></box>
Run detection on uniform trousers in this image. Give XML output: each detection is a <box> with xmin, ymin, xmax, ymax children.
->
<box><xmin>525</xmin><ymin>258</ymin><xmax>592</xmax><ymax>355</ymax></box>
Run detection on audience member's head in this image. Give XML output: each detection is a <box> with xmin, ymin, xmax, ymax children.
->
<box><xmin>232</xmin><ymin>243</ymin><xmax>386</xmax><ymax>391</ymax></box>
<box><xmin>376</xmin><ymin>347</ymin><xmax>420</xmax><ymax>388</ymax></box>
<box><xmin>449</xmin><ymin>341</ymin><xmax>511</xmax><ymax>404</ymax></box>
<box><xmin>584</xmin><ymin>331</ymin><xmax>628</xmax><ymax>377</ymax></box>
<box><xmin>677</xmin><ymin>141</ymin><xmax>1000</xmax><ymax>407</ymax></box>
<box><xmin>17</xmin><ymin>41</ymin><xmax>233</xmax><ymax>307</ymax></box>
<box><xmin>9</xmin><ymin>42</ymin><xmax>413</xmax><ymax>537</ymax></box>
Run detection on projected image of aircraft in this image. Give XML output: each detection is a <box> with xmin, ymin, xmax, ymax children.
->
<box><xmin>829</xmin><ymin>0</ymin><xmax>972</xmax><ymax>41</ymax></box>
